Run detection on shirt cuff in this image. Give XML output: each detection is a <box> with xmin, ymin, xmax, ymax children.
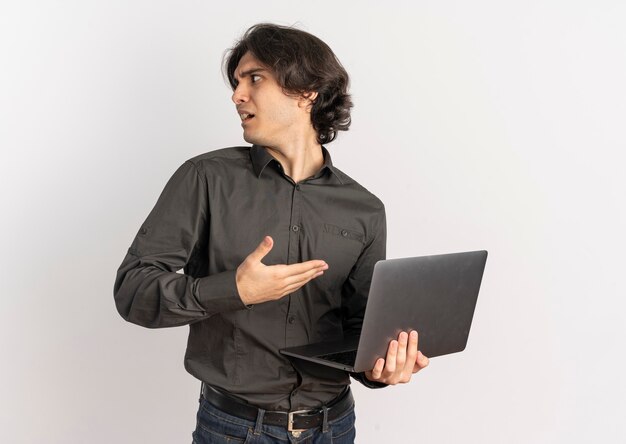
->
<box><xmin>194</xmin><ymin>270</ymin><xmax>251</xmax><ymax>315</ymax></box>
<box><xmin>350</xmin><ymin>371</ymin><xmax>389</xmax><ymax>389</ymax></box>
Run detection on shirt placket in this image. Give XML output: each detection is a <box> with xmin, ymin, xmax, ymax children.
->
<box><xmin>285</xmin><ymin>181</ymin><xmax>302</xmax><ymax>345</ymax></box>
<box><xmin>286</xmin><ymin>181</ymin><xmax>305</xmax><ymax>408</ymax></box>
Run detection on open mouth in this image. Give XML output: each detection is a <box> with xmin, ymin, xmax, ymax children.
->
<box><xmin>240</xmin><ymin>113</ymin><xmax>255</xmax><ymax>122</ymax></box>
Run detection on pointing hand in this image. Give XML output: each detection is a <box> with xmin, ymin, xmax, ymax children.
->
<box><xmin>235</xmin><ymin>236</ymin><xmax>328</xmax><ymax>305</ymax></box>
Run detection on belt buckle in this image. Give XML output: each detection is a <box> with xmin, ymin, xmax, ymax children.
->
<box><xmin>287</xmin><ymin>409</ymin><xmax>310</xmax><ymax>437</ymax></box>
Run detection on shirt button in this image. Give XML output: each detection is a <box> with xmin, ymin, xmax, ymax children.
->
<box><xmin>341</xmin><ymin>229</ymin><xmax>348</xmax><ymax>237</ymax></box>
<box><xmin>288</xmin><ymin>316</ymin><xmax>296</xmax><ymax>324</ymax></box>
<box><xmin>292</xmin><ymin>225</ymin><xmax>300</xmax><ymax>232</ymax></box>
<box><xmin>295</xmin><ymin>184</ymin><xmax>300</xmax><ymax>190</ymax></box>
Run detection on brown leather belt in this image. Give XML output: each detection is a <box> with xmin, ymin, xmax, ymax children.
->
<box><xmin>201</xmin><ymin>384</ymin><xmax>354</xmax><ymax>433</ymax></box>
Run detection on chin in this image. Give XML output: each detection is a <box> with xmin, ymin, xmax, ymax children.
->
<box><xmin>243</xmin><ymin>132</ymin><xmax>269</xmax><ymax>147</ymax></box>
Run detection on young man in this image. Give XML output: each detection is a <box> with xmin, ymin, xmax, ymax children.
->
<box><xmin>114</xmin><ymin>23</ymin><xmax>429</xmax><ymax>443</ymax></box>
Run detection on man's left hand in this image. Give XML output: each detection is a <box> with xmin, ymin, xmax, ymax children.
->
<box><xmin>364</xmin><ymin>330</ymin><xmax>429</xmax><ymax>385</ymax></box>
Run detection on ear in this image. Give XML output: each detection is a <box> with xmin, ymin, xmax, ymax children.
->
<box><xmin>298</xmin><ymin>91</ymin><xmax>318</xmax><ymax>111</ymax></box>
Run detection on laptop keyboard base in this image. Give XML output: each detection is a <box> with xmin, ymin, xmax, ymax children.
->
<box><xmin>317</xmin><ymin>350</ymin><xmax>358</xmax><ymax>366</ymax></box>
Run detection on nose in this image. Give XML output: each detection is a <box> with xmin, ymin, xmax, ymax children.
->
<box><xmin>231</xmin><ymin>83</ymin><xmax>248</xmax><ymax>105</ymax></box>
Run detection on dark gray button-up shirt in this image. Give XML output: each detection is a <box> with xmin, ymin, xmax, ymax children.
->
<box><xmin>114</xmin><ymin>145</ymin><xmax>386</xmax><ymax>410</ymax></box>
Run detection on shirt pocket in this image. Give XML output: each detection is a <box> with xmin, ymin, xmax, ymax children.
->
<box><xmin>319</xmin><ymin>223</ymin><xmax>365</xmax><ymax>275</ymax></box>
<box><xmin>310</xmin><ymin>223</ymin><xmax>366</xmax><ymax>306</ymax></box>
<box><xmin>323</xmin><ymin>223</ymin><xmax>365</xmax><ymax>245</ymax></box>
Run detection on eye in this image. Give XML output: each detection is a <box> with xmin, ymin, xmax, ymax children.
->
<box><xmin>251</xmin><ymin>74</ymin><xmax>261</xmax><ymax>83</ymax></box>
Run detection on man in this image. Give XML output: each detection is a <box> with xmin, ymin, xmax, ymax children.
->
<box><xmin>114</xmin><ymin>23</ymin><xmax>429</xmax><ymax>443</ymax></box>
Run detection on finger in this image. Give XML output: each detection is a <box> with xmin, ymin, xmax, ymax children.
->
<box><xmin>413</xmin><ymin>351</ymin><xmax>430</xmax><ymax>373</ymax></box>
<box><xmin>404</xmin><ymin>330</ymin><xmax>418</xmax><ymax>373</ymax></box>
<box><xmin>395</xmin><ymin>332</ymin><xmax>408</xmax><ymax>371</ymax></box>
<box><xmin>415</xmin><ymin>351</ymin><xmax>430</xmax><ymax>370</ymax></box>
<box><xmin>247</xmin><ymin>236</ymin><xmax>274</xmax><ymax>263</ymax></box>
<box><xmin>383</xmin><ymin>340</ymin><xmax>398</xmax><ymax>376</ymax></box>
<box><xmin>370</xmin><ymin>358</ymin><xmax>385</xmax><ymax>380</ymax></box>
<box><xmin>280</xmin><ymin>270</ymin><xmax>324</xmax><ymax>296</ymax></box>
<box><xmin>274</xmin><ymin>260</ymin><xmax>328</xmax><ymax>278</ymax></box>
<box><xmin>282</xmin><ymin>265</ymin><xmax>326</xmax><ymax>286</ymax></box>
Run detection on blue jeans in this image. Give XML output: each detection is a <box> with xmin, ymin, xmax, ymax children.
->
<box><xmin>191</xmin><ymin>395</ymin><xmax>356</xmax><ymax>444</ymax></box>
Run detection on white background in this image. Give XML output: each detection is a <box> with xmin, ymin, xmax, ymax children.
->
<box><xmin>1</xmin><ymin>1</ymin><xmax>625</xmax><ymax>443</ymax></box>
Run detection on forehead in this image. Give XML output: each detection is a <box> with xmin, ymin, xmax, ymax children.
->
<box><xmin>234</xmin><ymin>51</ymin><xmax>272</xmax><ymax>80</ymax></box>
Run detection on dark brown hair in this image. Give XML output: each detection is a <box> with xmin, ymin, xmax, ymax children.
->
<box><xmin>223</xmin><ymin>23</ymin><xmax>353</xmax><ymax>145</ymax></box>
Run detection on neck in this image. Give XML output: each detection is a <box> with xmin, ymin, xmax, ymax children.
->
<box><xmin>264</xmin><ymin>138</ymin><xmax>324</xmax><ymax>183</ymax></box>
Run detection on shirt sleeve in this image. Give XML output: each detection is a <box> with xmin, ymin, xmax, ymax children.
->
<box><xmin>113</xmin><ymin>160</ymin><xmax>248</xmax><ymax>329</ymax></box>
<box><xmin>341</xmin><ymin>203</ymin><xmax>389</xmax><ymax>388</ymax></box>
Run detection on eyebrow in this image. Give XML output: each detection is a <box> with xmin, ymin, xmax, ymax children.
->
<box><xmin>234</xmin><ymin>67</ymin><xmax>268</xmax><ymax>82</ymax></box>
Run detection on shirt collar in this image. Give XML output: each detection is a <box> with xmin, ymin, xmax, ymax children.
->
<box><xmin>249</xmin><ymin>144</ymin><xmax>343</xmax><ymax>184</ymax></box>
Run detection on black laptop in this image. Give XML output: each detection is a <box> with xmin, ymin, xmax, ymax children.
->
<box><xmin>280</xmin><ymin>250</ymin><xmax>488</xmax><ymax>372</ymax></box>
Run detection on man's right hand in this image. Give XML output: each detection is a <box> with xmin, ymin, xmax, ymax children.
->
<box><xmin>235</xmin><ymin>236</ymin><xmax>329</xmax><ymax>305</ymax></box>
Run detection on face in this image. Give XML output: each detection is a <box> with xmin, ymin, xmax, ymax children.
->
<box><xmin>231</xmin><ymin>51</ymin><xmax>315</xmax><ymax>147</ymax></box>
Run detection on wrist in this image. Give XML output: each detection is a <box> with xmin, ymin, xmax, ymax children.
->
<box><xmin>235</xmin><ymin>267</ymin><xmax>248</xmax><ymax>304</ymax></box>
